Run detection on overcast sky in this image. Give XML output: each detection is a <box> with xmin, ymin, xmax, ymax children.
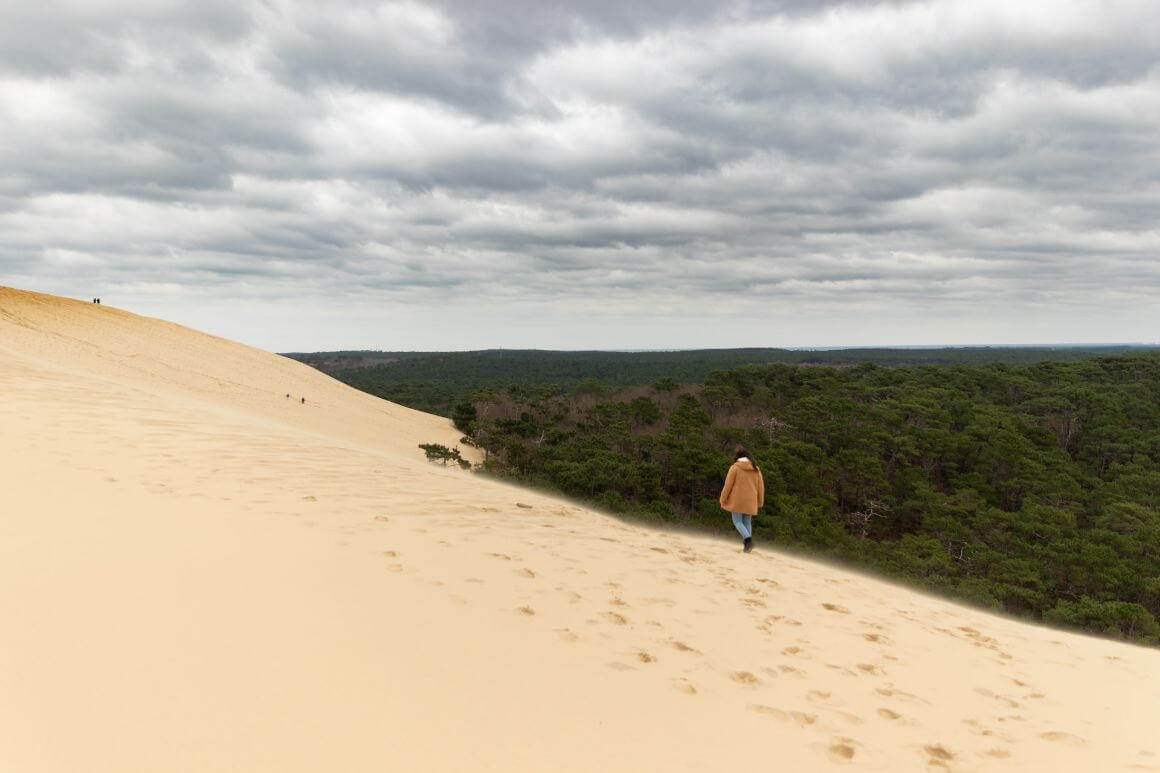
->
<box><xmin>2</xmin><ymin>0</ymin><xmax>1158</xmax><ymax>351</ymax></box>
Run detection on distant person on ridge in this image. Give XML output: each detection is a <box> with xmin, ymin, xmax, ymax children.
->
<box><xmin>719</xmin><ymin>445</ymin><xmax>764</xmax><ymax>553</ymax></box>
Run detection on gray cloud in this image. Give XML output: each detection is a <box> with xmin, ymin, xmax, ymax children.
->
<box><xmin>0</xmin><ymin>1</ymin><xmax>251</xmax><ymax>77</ymax></box>
<box><xmin>1</xmin><ymin>0</ymin><xmax>1158</xmax><ymax>350</ymax></box>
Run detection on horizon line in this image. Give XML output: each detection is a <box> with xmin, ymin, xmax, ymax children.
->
<box><xmin>282</xmin><ymin>342</ymin><xmax>1160</xmax><ymax>355</ymax></box>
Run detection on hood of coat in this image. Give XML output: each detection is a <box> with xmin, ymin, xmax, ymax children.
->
<box><xmin>733</xmin><ymin>457</ymin><xmax>757</xmax><ymax>471</ymax></box>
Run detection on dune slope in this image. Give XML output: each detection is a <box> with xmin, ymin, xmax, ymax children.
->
<box><xmin>1</xmin><ymin>286</ymin><xmax>1158</xmax><ymax>772</ymax></box>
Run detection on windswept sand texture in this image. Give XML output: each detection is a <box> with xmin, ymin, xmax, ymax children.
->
<box><xmin>2</xmin><ymin>286</ymin><xmax>1159</xmax><ymax>772</ymax></box>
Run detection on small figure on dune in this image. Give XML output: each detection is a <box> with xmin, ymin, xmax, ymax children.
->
<box><xmin>719</xmin><ymin>445</ymin><xmax>765</xmax><ymax>553</ymax></box>
<box><xmin>301</xmin><ymin>397</ymin><xmax>306</xmax><ymax>404</ymax></box>
<box><xmin>285</xmin><ymin>393</ymin><xmax>290</xmax><ymax>399</ymax></box>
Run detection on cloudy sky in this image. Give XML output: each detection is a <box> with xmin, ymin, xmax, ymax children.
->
<box><xmin>2</xmin><ymin>0</ymin><xmax>1158</xmax><ymax>351</ymax></box>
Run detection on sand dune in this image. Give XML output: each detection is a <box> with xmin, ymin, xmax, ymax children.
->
<box><xmin>2</xmin><ymin>286</ymin><xmax>1158</xmax><ymax>772</ymax></box>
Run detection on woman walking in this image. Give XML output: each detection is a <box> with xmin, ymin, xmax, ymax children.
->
<box><xmin>719</xmin><ymin>445</ymin><xmax>765</xmax><ymax>553</ymax></box>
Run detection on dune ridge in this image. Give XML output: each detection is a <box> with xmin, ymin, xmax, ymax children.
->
<box><xmin>2</xmin><ymin>286</ymin><xmax>1158</xmax><ymax>772</ymax></box>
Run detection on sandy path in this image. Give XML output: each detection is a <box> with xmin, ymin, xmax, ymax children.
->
<box><xmin>2</xmin><ymin>287</ymin><xmax>1159</xmax><ymax>772</ymax></box>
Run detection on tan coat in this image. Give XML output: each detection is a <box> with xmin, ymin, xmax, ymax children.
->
<box><xmin>719</xmin><ymin>458</ymin><xmax>764</xmax><ymax>516</ymax></box>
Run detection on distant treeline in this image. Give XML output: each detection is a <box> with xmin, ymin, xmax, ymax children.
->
<box><xmin>284</xmin><ymin>346</ymin><xmax>1159</xmax><ymax>417</ymax></box>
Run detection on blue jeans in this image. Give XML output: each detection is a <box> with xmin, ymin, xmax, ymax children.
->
<box><xmin>731</xmin><ymin>513</ymin><xmax>753</xmax><ymax>539</ymax></box>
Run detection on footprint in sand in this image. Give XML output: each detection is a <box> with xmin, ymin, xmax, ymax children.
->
<box><xmin>649</xmin><ymin>547</ymin><xmax>669</xmax><ymax>554</ymax></box>
<box><xmin>760</xmin><ymin>615</ymin><xmax>802</xmax><ymax>629</ymax></box>
<box><xmin>877</xmin><ymin>708</ymin><xmax>902</xmax><ymax>720</ymax></box>
<box><xmin>517</xmin><ymin>568</ymin><xmax>536</xmax><ymax>578</ymax></box>
<box><xmin>488</xmin><ymin>552</ymin><xmax>513</xmax><ymax>561</ymax></box>
<box><xmin>517</xmin><ymin>606</ymin><xmax>536</xmax><ymax>616</ymax></box>
<box><xmin>670</xmin><ymin>640</ymin><xmax>701</xmax><ymax>655</ymax></box>
<box><xmin>672</xmin><ymin>678</ymin><xmax>697</xmax><ymax>695</ymax></box>
<box><xmin>962</xmin><ymin>719</ymin><xmax>999</xmax><ymax>738</ymax></box>
<box><xmin>748</xmin><ymin>704</ymin><xmax>818</xmax><ymax>728</ymax></box>
<box><xmin>826</xmin><ymin>738</ymin><xmax>858</xmax><ymax>762</ymax></box>
<box><xmin>730</xmin><ymin>671</ymin><xmax>760</xmax><ymax>686</ymax></box>
<box><xmin>382</xmin><ymin>550</ymin><xmax>397</xmax><ymax>558</ymax></box>
<box><xmin>782</xmin><ymin>646</ymin><xmax>804</xmax><ymax>656</ymax></box>
<box><xmin>974</xmin><ymin>687</ymin><xmax>1020</xmax><ymax>708</ymax></box>
<box><xmin>924</xmin><ymin>745</ymin><xmax>954</xmax><ymax>766</ymax></box>
<box><xmin>875</xmin><ymin>686</ymin><xmax>925</xmax><ymax>704</ymax></box>
<box><xmin>635</xmin><ymin>651</ymin><xmax>656</xmax><ymax>663</ymax></box>
<box><xmin>373</xmin><ymin>515</ymin><xmax>389</xmax><ymax>523</ymax></box>
<box><xmin>555</xmin><ymin>628</ymin><xmax>579</xmax><ymax>642</ymax></box>
<box><xmin>1039</xmin><ymin>731</ymin><xmax>1086</xmax><ymax>746</ymax></box>
<box><xmin>825</xmin><ymin>663</ymin><xmax>859</xmax><ymax>677</ymax></box>
<box><xmin>749</xmin><ymin>704</ymin><xmax>789</xmax><ymax>721</ymax></box>
<box><xmin>958</xmin><ymin>625</ymin><xmax>1006</xmax><ymax>656</ymax></box>
<box><xmin>603</xmin><ymin>612</ymin><xmax>629</xmax><ymax>625</ymax></box>
<box><xmin>823</xmin><ymin>603</ymin><xmax>851</xmax><ymax>614</ymax></box>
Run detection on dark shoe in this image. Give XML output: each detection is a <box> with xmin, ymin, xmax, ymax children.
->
<box><xmin>743</xmin><ymin>537</ymin><xmax>753</xmax><ymax>553</ymax></box>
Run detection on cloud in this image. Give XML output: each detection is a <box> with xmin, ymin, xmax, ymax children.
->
<box><xmin>1</xmin><ymin>0</ymin><xmax>1158</xmax><ymax>350</ymax></box>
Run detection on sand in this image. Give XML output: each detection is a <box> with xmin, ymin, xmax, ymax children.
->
<box><xmin>1</xmin><ymin>285</ymin><xmax>1158</xmax><ymax>772</ymax></box>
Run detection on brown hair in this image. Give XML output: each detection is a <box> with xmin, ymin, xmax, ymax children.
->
<box><xmin>733</xmin><ymin>445</ymin><xmax>758</xmax><ymax>471</ymax></box>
